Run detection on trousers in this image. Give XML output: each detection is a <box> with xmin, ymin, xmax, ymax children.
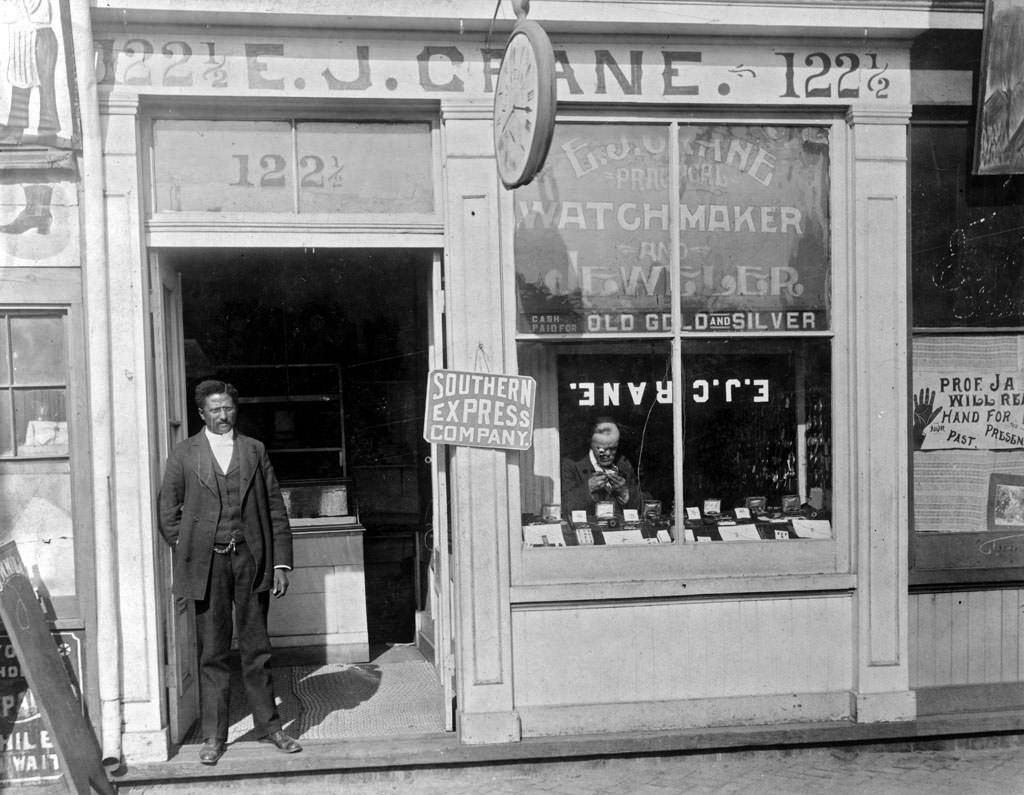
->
<box><xmin>195</xmin><ymin>544</ymin><xmax>281</xmax><ymax>742</ymax></box>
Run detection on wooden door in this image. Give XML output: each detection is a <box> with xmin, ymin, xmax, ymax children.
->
<box><xmin>150</xmin><ymin>252</ymin><xmax>199</xmax><ymax>742</ymax></box>
<box><xmin>426</xmin><ymin>250</ymin><xmax>456</xmax><ymax>730</ymax></box>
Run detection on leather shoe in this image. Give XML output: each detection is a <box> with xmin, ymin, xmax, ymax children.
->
<box><xmin>259</xmin><ymin>729</ymin><xmax>302</xmax><ymax>753</ymax></box>
<box><xmin>198</xmin><ymin>739</ymin><xmax>226</xmax><ymax>765</ymax></box>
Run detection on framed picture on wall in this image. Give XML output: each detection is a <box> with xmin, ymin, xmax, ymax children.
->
<box><xmin>973</xmin><ymin>0</ymin><xmax>1024</xmax><ymax>175</ymax></box>
<box><xmin>987</xmin><ymin>473</ymin><xmax>1024</xmax><ymax>531</ymax></box>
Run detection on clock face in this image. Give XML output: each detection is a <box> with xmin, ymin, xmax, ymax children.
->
<box><xmin>493</xmin><ymin>21</ymin><xmax>556</xmax><ymax>189</ymax></box>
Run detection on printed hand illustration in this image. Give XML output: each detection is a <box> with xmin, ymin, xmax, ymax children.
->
<box><xmin>913</xmin><ymin>387</ymin><xmax>943</xmax><ymax>450</ymax></box>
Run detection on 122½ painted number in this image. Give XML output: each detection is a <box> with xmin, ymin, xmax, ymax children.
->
<box><xmin>776</xmin><ymin>51</ymin><xmax>889</xmax><ymax>99</ymax></box>
<box><xmin>229</xmin><ymin>154</ymin><xmax>344</xmax><ymax>188</ymax></box>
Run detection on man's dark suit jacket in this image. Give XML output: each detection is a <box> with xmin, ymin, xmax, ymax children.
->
<box><xmin>560</xmin><ymin>454</ymin><xmax>643</xmax><ymax>515</ymax></box>
<box><xmin>158</xmin><ymin>431</ymin><xmax>293</xmax><ymax>600</ymax></box>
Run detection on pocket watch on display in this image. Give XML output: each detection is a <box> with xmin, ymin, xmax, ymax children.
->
<box><xmin>492</xmin><ymin>12</ymin><xmax>557</xmax><ymax>189</ymax></box>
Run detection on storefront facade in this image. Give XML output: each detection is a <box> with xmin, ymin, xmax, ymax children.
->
<box><xmin>2</xmin><ymin>0</ymin><xmax>1021</xmax><ymax>773</ymax></box>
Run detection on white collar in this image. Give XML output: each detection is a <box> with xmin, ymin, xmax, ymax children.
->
<box><xmin>204</xmin><ymin>427</ymin><xmax>235</xmax><ymax>446</ymax></box>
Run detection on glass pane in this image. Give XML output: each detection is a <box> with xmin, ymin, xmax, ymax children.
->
<box><xmin>297</xmin><ymin>122</ymin><xmax>434</xmax><ymax>213</ymax></box>
<box><xmin>0</xmin><ymin>318</ymin><xmax>8</xmax><ymax>384</ymax></box>
<box><xmin>910</xmin><ymin>122</ymin><xmax>1024</xmax><ymax>327</ymax></box>
<box><xmin>11</xmin><ymin>316</ymin><xmax>65</xmax><ymax>384</ymax></box>
<box><xmin>678</xmin><ymin>125</ymin><xmax>831</xmax><ymax>332</ymax></box>
<box><xmin>514</xmin><ymin>123</ymin><xmax>671</xmax><ymax>335</ymax></box>
<box><xmin>152</xmin><ymin>120</ymin><xmax>294</xmax><ymax>213</ymax></box>
<box><xmin>680</xmin><ymin>338</ymin><xmax>831</xmax><ymax>541</ymax></box>
<box><xmin>519</xmin><ymin>341</ymin><xmax>675</xmax><ymax>546</ymax></box>
<box><xmin>0</xmin><ymin>393</ymin><xmax>12</xmax><ymax>456</ymax></box>
<box><xmin>0</xmin><ymin>469</ymin><xmax>75</xmax><ymax>597</ymax></box>
<box><xmin>14</xmin><ymin>388</ymin><xmax>68</xmax><ymax>457</ymax></box>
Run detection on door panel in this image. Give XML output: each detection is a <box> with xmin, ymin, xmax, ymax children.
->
<box><xmin>427</xmin><ymin>250</ymin><xmax>455</xmax><ymax>730</ymax></box>
<box><xmin>150</xmin><ymin>252</ymin><xmax>199</xmax><ymax>743</ymax></box>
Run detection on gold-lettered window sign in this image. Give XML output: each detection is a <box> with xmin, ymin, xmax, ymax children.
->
<box><xmin>150</xmin><ymin>119</ymin><xmax>435</xmax><ymax>215</ymax></box>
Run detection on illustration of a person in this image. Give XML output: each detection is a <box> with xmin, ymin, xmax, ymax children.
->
<box><xmin>0</xmin><ymin>0</ymin><xmax>59</xmax><ymax>146</ymax></box>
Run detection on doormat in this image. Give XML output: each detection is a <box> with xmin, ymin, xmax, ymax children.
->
<box><xmin>183</xmin><ymin>649</ymin><xmax>444</xmax><ymax>744</ymax></box>
<box><xmin>290</xmin><ymin>657</ymin><xmax>445</xmax><ymax>739</ymax></box>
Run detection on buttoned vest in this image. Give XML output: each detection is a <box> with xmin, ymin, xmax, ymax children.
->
<box><xmin>212</xmin><ymin>453</ymin><xmax>242</xmax><ymax>544</ymax></box>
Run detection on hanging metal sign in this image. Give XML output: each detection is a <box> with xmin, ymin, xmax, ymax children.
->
<box><xmin>423</xmin><ymin>369</ymin><xmax>536</xmax><ymax>450</ymax></box>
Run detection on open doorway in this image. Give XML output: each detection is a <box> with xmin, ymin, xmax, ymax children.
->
<box><xmin>158</xmin><ymin>247</ymin><xmax>449</xmax><ymax>742</ymax></box>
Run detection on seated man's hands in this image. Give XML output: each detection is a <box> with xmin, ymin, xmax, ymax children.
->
<box><xmin>604</xmin><ymin>469</ymin><xmax>629</xmax><ymax>501</ymax></box>
<box><xmin>588</xmin><ymin>469</ymin><xmax>629</xmax><ymax>503</ymax></box>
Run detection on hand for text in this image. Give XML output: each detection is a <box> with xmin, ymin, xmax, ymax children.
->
<box><xmin>912</xmin><ymin>387</ymin><xmax>943</xmax><ymax>449</ymax></box>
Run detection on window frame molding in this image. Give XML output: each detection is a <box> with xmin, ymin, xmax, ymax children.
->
<box><xmin>0</xmin><ymin>268</ymin><xmax>93</xmax><ymax>625</ymax></box>
<box><xmin>505</xmin><ymin>109</ymin><xmax>852</xmax><ymax>597</ymax></box>
<box><xmin>137</xmin><ymin>98</ymin><xmax>446</xmax><ymax>248</ymax></box>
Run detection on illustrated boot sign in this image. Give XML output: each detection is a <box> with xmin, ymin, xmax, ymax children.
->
<box><xmin>1</xmin><ymin>184</ymin><xmax>53</xmax><ymax>235</ymax></box>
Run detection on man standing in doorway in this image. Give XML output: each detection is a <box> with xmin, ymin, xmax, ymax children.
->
<box><xmin>158</xmin><ymin>380</ymin><xmax>302</xmax><ymax>765</ymax></box>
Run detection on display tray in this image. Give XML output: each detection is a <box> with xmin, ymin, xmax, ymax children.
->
<box><xmin>522</xmin><ymin>518</ymin><xmax>673</xmax><ymax>547</ymax></box>
<box><xmin>522</xmin><ymin>512</ymin><xmax>832</xmax><ymax>547</ymax></box>
<box><xmin>290</xmin><ymin>515</ymin><xmax>362</xmax><ymax>528</ymax></box>
<box><xmin>280</xmin><ymin>478</ymin><xmax>352</xmax><ymax>520</ymax></box>
<box><xmin>687</xmin><ymin>514</ymin><xmax>832</xmax><ymax>542</ymax></box>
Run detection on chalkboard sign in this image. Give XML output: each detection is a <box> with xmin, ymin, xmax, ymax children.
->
<box><xmin>0</xmin><ymin>542</ymin><xmax>112</xmax><ymax>795</ymax></box>
<box><xmin>0</xmin><ymin>630</ymin><xmax>83</xmax><ymax>788</ymax></box>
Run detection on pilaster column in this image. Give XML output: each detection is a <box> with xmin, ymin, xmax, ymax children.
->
<box><xmin>99</xmin><ymin>93</ymin><xmax>170</xmax><ymax>758</ymax></box>
<box><xmin>846</xmin><ymin>106</ymin><xmax>916</xmax><ymax>722</ymax></box>
<box><xmin>441</xmin><ymin>99</ymin><xmax>520</xmax><ymax>744</ymax></box>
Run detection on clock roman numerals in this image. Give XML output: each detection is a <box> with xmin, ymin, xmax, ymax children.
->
<box><xmin>492</xmin><ymin>20</ymin><xmax>556</xmax><ymax>188</ymax></box>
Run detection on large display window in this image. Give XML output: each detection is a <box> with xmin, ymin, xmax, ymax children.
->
<box><xmin>910</xmin><ymin>111</ymin><xmax>1024</xmax><ymax>584</ymax></box>
<box><xmin>513</xmin><ymin>118</ymin><xmax>838</xmax><ymax>584</ymax></box>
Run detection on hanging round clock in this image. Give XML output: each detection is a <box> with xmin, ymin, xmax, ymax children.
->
<box><xmin>492</xmin><ymin>18</ymin><xmax>557</xmax><ymax>189</ymax></box>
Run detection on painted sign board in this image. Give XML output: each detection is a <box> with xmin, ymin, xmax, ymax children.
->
<box><xmin>0</xmin><ymin>0</ymin><xmax>78</xmax><ymax>148</ymax></box>
<box><xmin>0</xmin><ymin>542</ymin><xmax>112</xmax><ymax>795</ymax></box>
<box><xmin>423</xmin><ymin>370</ymin><xmax>536</xmax><ymax>450</ymax></box>
<box><xmin>92</xmin><ymin>33</ymin><xmax>909</xmax><ymax>106</ymax></box>
<box><xmin>974</xmin><ymin>0</ymin><xmax>1024</xmax><ymax>175</ymax></box>
<box><xmin>514</xmin><ymin>122</ymin><xmax>830</xmax><ymax>335</ymax></box>
<box><xmin>914</xmin><ymin>371</ymin><xmax>1024</xmax><ymax>450</ymax></box>
<box><xmin>0</xmin><ymin>630</ymin><xmax>82</xmax><ymax>788</ymax></box>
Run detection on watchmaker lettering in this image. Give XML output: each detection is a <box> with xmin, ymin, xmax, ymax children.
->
<box><xmin>424</xmin><ymin>370</ymin><xmax>536</xmax><ymax>451</ymax></box>
<box><xmin>513</xmin><ymin>124</ymin><xmax>818</xmax><ymax>327</ymax></box>
<box><xmin>516</xmin><ymin>200</ymin><xmax>802</xmax><ymax>235</ymax></box>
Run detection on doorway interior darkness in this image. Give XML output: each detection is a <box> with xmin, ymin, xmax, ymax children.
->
<box><xmin>167</xmin><ymin>247</ymin><xmax>432</xmax><ymax>648</ymax></box>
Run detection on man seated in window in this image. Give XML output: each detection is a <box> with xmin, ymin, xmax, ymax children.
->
<box><xmin>560</xmin><ymin>418</ymin><xmax>643</xmax><ymax>516</ymax></box>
